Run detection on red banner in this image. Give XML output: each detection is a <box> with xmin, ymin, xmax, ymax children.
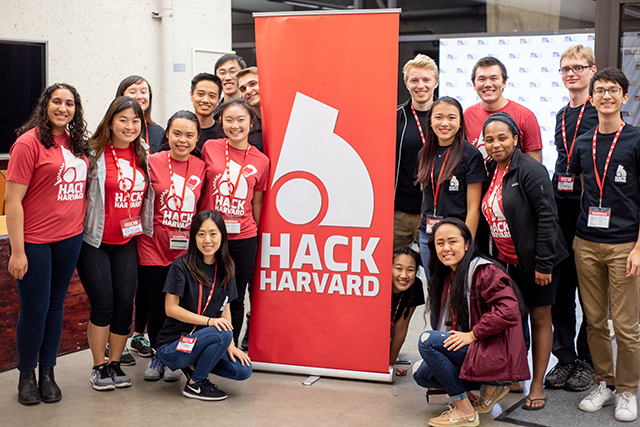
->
<box><xmin>250</xmin><ymin>10</ymin><xmax>399</xmax><ymax>375</ymax></box>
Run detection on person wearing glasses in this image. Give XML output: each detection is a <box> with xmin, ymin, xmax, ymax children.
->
<box><xmin>569</xmin><ymin>68</ymin><xmax>640</xmax><ymax>422</ymax></box>
<box><xmin>544</xmin><ymin>45</ymin><xmax>598</xmax><ymax>393</ymax></box>
<box><xmin>214</xmin><ymin>54</ymin><xmax>247</xmax><ymax>106</ymax></box>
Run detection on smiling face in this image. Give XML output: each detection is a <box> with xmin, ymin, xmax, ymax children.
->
<box><xmin>392</xmin><ymin>254</ymin><xmax>417</xmax><ymax>294</ymax></box>
<box><xmin>216</xmin><ymin>60</ymin><xmax>241</xmax><ymax>97</ymax></box>
<box><xmin>110</xmin><ymin>107</ymin><xmax>142</xmax><ymax>147</ymax></box>
<box><xmin>238</xmin><ymin>73</ymin><xmax>260</xmax><ymax>108</ymax></box>
<box><xmin>167</xmin><ymin>118</ymin><xmax>198</xmax><ymax>161</ymax></box>
<box><xmin>222</xmin><ymin>104</ymin><xmax>251</xmax><ymax>145</ymax></box>
<box><xmin>124</xmin><ymin>81</ymin><xmax>150</xmax><ymax>112</ymax></box>
<box><xmin>405</xmin><ymin>67</ymin><xmax>438</xmax><ymax>109</ymax></box>
<box><xmin>483</xmin><ymin>120</ymin><xmax>518</xmax><ymax>170</ymax></box>
<box><xmin>591</xmin><ymin>80</ymin><xmax>629</xmax><ymax>117</ymax></box>
<box><xmin>430</xmin><ymin>102</ymin><xmax>461</xmax><ymax>146</ymax></box>
<box><xmin>190</xmin><ymin>80</ymin><xmax>220</xmax><ymax>119</ymax></box>
<box><xmin>473</xmin><ymin>65</ymin><xmax>506</xmax><ymax>105</ymax></box>
<box><xmin>434</xmin><ymin>223</ymin><xmax>469</xmax><ymax>271</ymax></box>
<box><xmin>47</xmin><ymin>89</ymin><xmax>76</xmax><ymax>135</ymax></box>
<box><xmin>196</xmin><ymin>218</ymin><xmax>222</xmax><ymax>264</ymax></box>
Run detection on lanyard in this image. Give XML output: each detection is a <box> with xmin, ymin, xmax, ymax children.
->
<box><xmin>411</xmin><ymin>103</ymin><xmax>426</xmax><ymax>146</ymax></box>
<box><xmin>144</xmin><ymin>120</ymin><xmax>149</xmax><ymax>153</ymax></box>
<box><xmin>167</xmin><ymin>152</ymin><xmax>190</xmax><ymax>218</ymax></box>
<box><xmin>561</xmin><ymin>97</ymin><xmax>590</xmax><ymax>172</ymax></box>
<box><xmin>486</xmin><ymin>161</ymin><xmax>510</xmax><ymax>212</ymax></box>
<box><xmin>390</xmin><ymin>292</ymin><xmax>404</xmax><ymax>329</ymax></box>
<box><xmin>224</xmin><ymin>140</ymin><xmax>251</xmax><ymax>207</ymax></box>
<box><xmin>196</xmin><ymin>266</ymin><xmax>218</xmax><ymax>322</ymax></box>
<box><xmin>430</xmin><ymin>147</ymin><xmax>451</xmax><ymax>216</ymax></box>
<box><xmin>109</xmin><ymin>142</ymin><xmax>137</xmax><ymax>219</ymax></box>
<box><xmin>592</xmin><ymin>121</ymin><xmax>625</xmax><ymax>208</ymax></box>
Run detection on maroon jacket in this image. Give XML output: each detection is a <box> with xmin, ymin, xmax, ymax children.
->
<box><xmin>459</xmin><ymin>258</ymin><xmax>530</xmax><ymax>383</ymax></box>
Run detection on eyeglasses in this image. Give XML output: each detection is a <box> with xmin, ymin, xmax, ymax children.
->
<box><xmin>559</xmin><ymin>65</ymin><xmax>590</xmax><ymax>75</ymax></box>
<box><xmin>217</xmin><ymin>68</ymin><xmax>239</xmax><ymax>77</ymax></box>
<box><xmin>593</xmin><ymin>87</ymin><xmax>622</xmax><ymax>97</ymax></box>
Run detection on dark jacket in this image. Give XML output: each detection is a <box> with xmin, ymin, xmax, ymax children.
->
<box><xmin>395</xmin><ymin>99</ymin><xmax>423</xmax><ymax>214</ymax></box>
<box><xmin>487</xmin><ymin>150</ymin><xmax>568</xmax><ymax>279</ymax></box>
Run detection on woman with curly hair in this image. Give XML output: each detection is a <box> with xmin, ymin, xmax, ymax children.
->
<box><xmin>6</xmin><ymin>83</ymin><xmax>89</xmax><ymax>405</ymax></box>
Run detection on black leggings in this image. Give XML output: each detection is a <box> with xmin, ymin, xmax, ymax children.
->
<box><xmin>228</xmin><ymin>237</ymin><xmax>258</xmax><ymax>345</ymax></box>
<box><xmin>137</xmin><ymin>265</ymin><xmax>171</xmax><ymax>349</ymax></box>
<box><xmin>76</xmin><ymin>240</ymin><xmax>138</xmax><ymax>335</ymax></box>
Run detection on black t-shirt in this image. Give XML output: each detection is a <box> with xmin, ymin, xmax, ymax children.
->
<box><xmin>396</xmin><ymin>106</ymin><xmax>426</xmax><ymax>214</ymax></box>
<box><xmin>147</xmin><ymin>123</ymin><xmax>166</xmax><ymax>154</ymax></box>
<box><xmin>553</xmin><ymin>102</ymin><xmax>599</xmax><ymax>200</ymax></box>
<box><xmin>249</xmin><ymin>115</ymin><xmax>264</xmax><ymax>153</ymax></box>
<box><xmin>156</xmin><ymin>257</ymin><xmax>238</xmax><ymax>348</ymax></box>
<box><xmin>569</xmin><ymin>124</ymin><xmax>640</xmax><ymax>244</ymax></box>
<box><xmin>391</xmin><ymin>277</ymin><xmax>425</xmax><ymax>324</ymax></box>
<box><xmin>196</xmin><ymin>122</ymin><xmax>224</xmax><ymax>151</ymax></box>
<box><xmin>418</xmin><ymin>142</ymin><xmax>487</xmax><ymax>232</ymax></box>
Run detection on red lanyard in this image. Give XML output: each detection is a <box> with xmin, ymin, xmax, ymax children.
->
<box><xmin>561</xmin><ymin>97</ymin><xmax>590</xmax><ymax>171</ymax></box>
<box><xmin>390</xmin><ymin>293</ymin><xmax>404</xmax><ymax>329</ymax></box>
<box><xmin>196</xmin><ymin>266</ymin><xmax>218</xmax><ymax>320</ymax></box>
<box><xmin>224</xmin><ymin>140</ymin><xmax>251</xmax><ymax>206</ymax></box>
<box><xmin>411</xmin><ymin>103</ymin><xmax>426</xmax><ymax>146</ymax></box>
<box><xmin>109</xmin><ymin>142</ymin><xmax>138</xmax><ymax>219</ymax></box>
<box><xmin>592</xmin><ymin>121</ymin><xmax>625</xmax><ymax>208</ymax></box>
<box><xmin>430</xmin><ymin>147</ymin><xmax>451</xmax><ymax>216</ymax></box>
<box><xmin>167</xmin><ymin>152</ymin><xmax>190</xmax><ymax>216</ymax></box>
<box><xmin>144</xmin><ymin>120</ymin><xmax>149</xmax><ymax>153</ymax></box>
<box><xmin>486</xmin><ymin>161</ymin><xmax>510</xmax><ymax>210</ymax></box>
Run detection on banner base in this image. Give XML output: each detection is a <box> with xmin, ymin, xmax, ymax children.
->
<box><xmin>251</xmin><ymin>361</ymin><xmax>395</xmax><ymax>383</ymax></box>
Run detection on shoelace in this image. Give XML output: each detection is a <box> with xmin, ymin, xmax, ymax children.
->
<box><xmin>618</xmin><ymin>393</ymin><xmax>633</xmax><ymax>409</ymax></box>
<box><xmin>589</xmin><ymin>383</ymin><xmax>609</xmax><ymax>400</ymax></box>
<box><xmin>440</xmin><ymin>402</ymin><xmax>457</xmax><ymax>418</ymax></box>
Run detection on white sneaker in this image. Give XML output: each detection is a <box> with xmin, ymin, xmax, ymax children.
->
<box><xmin>579</xmin><ymin>381</ymin><xmax>616</xmax><ymax>412</ymax></box>
<box><xmin>615</xmin><ymin>392</ymin><xmax>638</xmax><ymax>422</ymax></box>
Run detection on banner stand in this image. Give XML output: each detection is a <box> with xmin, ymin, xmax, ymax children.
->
<box><xmin>252</xmin><ymin>362</ymin><xmax>395</xmax><ymax>384</ymax></box>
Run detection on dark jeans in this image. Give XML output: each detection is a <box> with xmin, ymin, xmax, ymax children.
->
<box><xmin>76</xmin><ymin>239</ymin><xmax>138</xmax><ymax>335</ymax></box>
<box><xmin>137</xmin><ymin>265</ymin><xmax>171</xmax><ymax>349</ymax></box>
<box><xmin>15</xmin><ymin>233</ymin><xmax>83</xmax><ymax>371</ymax></box>
<box><xmin>228</xmin><ymin>237</ymin><xmax>257</xmax><ymax>345</ymax></box>
<box><xmin>157</xmin><ymin>327</ymin><xmax>252</xmax><ymax>383</ymax></box>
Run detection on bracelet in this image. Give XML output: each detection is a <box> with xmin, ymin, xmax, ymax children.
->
<box><xmin>206</xmin><ymin>317</ymin><xmax>211</xmax><ymax>327</ymax></box>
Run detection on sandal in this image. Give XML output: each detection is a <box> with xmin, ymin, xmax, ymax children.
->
<box><xmin>522</xmin><ymin>395</ymin><xmax>547</xmax><ymax>411</ymax></box>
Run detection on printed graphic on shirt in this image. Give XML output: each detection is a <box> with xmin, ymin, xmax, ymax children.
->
<box><xmin>615</xmin><ymin>165</ymin><xmax>627</xmax><ymax>183</ymax></box>
<box><xmin>211</xmin><ymin>160</ymin><xmax>258</xmax><ymax>218</ymax></box>
<box><xmin>160</xmin><ymin>173</ymin><xmax>202</xmax><ymax>228</ymax></box>
<box><xmin>55</xmin><ymin>146</ymin><xmax>87</xmax><ymax>201</ymax></box>
<box><xmin>114</xmin><ymin>158</ymin><xmax>146</xmax><ymax>209</ymax></box>
<box><xmin>449</xmin><ymin>175</ymin><xmax>459</xmax><ymax>192</ymax></box>
<box><xmin>484</xmin><ymin>186</ymin><xmax>511</xmax><ymax>238</ymax></box>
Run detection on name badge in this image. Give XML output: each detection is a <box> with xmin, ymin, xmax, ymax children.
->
<box><xmin>425</xmin><ymin>215</ymin><xmax>444</xmax><ymax>234</ymax></box>
<box><xmin>169</xmin><ymin>233</ymin><xmax>189</xmax><ymax>250</ymax></box>
<box><xmin>224</xmin><ymin>219</ymin><xmax>241</xmax><ymax>234</ymax></box>
<box><xmin>176</xmin><ymin>335</ymin><xmax>196</xmax><ymax>353</ymax></box>
<box><xmin>120</xmin><ymin>216</ymin><xmax>143</xmax><ymax>237</ymax></box>
<box><xmin>557</xmin><ymin>173</ymin><xmax>575</xmax><ymax>192</ymax></box>
<box><xmin>587</xmin><ymin>207</ymin><xmax>611</xmax><ymax>229</ymax></box>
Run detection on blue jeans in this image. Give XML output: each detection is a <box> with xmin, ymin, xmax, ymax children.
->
<box><xmin>15</xmin><ymin>233</ymin><xmax>83</xmax><ymax>371</ymax></box>
<box><xmin>419</xmin><ymin>230</ymin><xmax>431</xmax><ymax>282</ymax></box>
<box><xmin>157</xmin><ymin>327</ymin><xmax>252</xmax><ymax>383</ymax></box>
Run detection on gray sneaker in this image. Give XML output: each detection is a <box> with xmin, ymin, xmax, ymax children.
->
<box><xmin>107</xmin><ymin>361</ymin><xmax>132</xmax><ymax>388</ymax></box>
<box><xmin>565</xmin><ymin>359</ymin><xmax>595</xmax><ymax>391</ymax></box>
<box><xmin>163</xmin><ymin>366</ymin><xmax>182</xmax><ymax>382</ymax></box>
<box><xmin>90</xmin><ymin>363</ymin><xmax>115</xmax><ymax>391</ymax></box>
<box><xmin>143</xmin><ymin>356</ymin><xmax>164</xmax><ymax>381</ymax></box>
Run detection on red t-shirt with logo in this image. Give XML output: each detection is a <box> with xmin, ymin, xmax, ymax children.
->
<box><xmin>200</xmin><ymin>139</ymin><xmax>270</xmax><ymax>240</ymax></box>
<box><xmin>137</xmin><ymin>152</ymin><xmax>206</xmax><ymax>266</ymax></box>
<box><xmin>7</xmin><ymin>128</ymin><xmax>88</xmax><ymax>244</ymax></box>
<box><xmin>481</xmin><ymin>166</ymin><xmax>519</xmax><ymax>264</ymax></box>
<box><xmin>102</xmin><ymin>145</ymin><xmax>148</xmax><ymax>245</ymax></box>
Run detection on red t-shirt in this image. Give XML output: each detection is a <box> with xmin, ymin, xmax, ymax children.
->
<box><xmin>481</xmin><ymin>166</ymin><xmax>519</xmax><ymax>264</ymax></box>
<box><xmin>464</xmin><ymin>100</ymin><xmax>543</xmax><ymax>162</ymax></box>
<box><xmin>137</xmin><ymin>152</ymin><xmax>206</xmax><ymax>266</ymax></box>
<box><xmin>7</xmin><ymin>128</ymin><xmax>88</xmax><ymax>244</ymax></box>
<box><xmin>200</xmin><ymin>139</ymin><xmax>270</xmax><ymax>240</ymax></box>
<box><xmin>102</xmin><ymin>145</ymin><xmax>148</xmax><ymax>245</ymax></box>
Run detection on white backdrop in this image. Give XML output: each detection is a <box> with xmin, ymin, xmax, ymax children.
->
<box><xmin>621</xmin><ymin>32</ymin><xmax>640</xmax><ymax>127</ymax></box>
<box><xmin>439</xmin><ymin>33</ymin><xmax>595</xmax><ymax>173</ymax></box>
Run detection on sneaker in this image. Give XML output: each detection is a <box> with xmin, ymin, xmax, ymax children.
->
<box><xmin>565</xmin><ymin>360</ymin><xmax>595</xmax><ymax>391</ymax></box>
<box><xmin>90</xmin><ymin>363</ymin><xmax>115</xmax><ymax>391</ymax></box>
<box><xmin>181</xmin><ymin>367</ymin><xmax>194</xmax><ymax>381</ymax></box>
<box><xmin>130</xmin><ymin>335</ymin><xmax>152</xmax><ymax>357</ymax></box>
<box><xmin>428</xmin><ymin>402</ymin><xmax>479</xmax><ymax>427</ymax></box>
<box><xmin>183</xmin><ymin>378</ymin><xmax>228</xmax><ymax>401</ymax></box>
<box><xmin>163</xmin><ymin>366</ymin><xmax>182</xmax><ymax>382</ymax></box>
<box><xmin>107</xmin><ymin>361</ymin><xmax>132</xmax><ymax>388</ymax></box>
<box><xmin>615</xmin><ymin>392</ymin><xmax>638</xmax><ymax>422</ymax></box>
<box><xmin>472</xmin><ymin>385</ymin><xmax>510</xmax><ymax>414</ymax></box>
<box><xmin>143</xmin><ymin>356</ymin><xmax>164</xmax><ymax>381</ymax></box>
<box><xmin>579</xmin><ymin>381</ymin><xmax>616</xmax><ymax>412</ymax></box>
<box><xmin>104</xmin><ymin>344</ymin><xmax>136</xmax><ymax>366</ymax></box>
<box><xmin>544</xmin><ymin>361</ymin><xmax>575</xmax><ymax>389</ymax></box>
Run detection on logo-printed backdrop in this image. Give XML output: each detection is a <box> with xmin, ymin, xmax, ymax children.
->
<box><xmin>250</xmin><ymin>11</ymin><xmax>398</xmax><ymax>374</ymax></box>
<box><xmin>439</xmin><ymin>33</ymin><xmax>595</xmax><ymax>173</ymax></box>
<box><xmin>621</xmin><ymin>32</ymin><xmax>640</xmax><ymax>127</ymax></box>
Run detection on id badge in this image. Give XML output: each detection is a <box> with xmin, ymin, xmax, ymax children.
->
<box><xmin>176</xmin><ymin>335</ymin><xmax>196</xmax><ymax>353</ymax></box>
<box><xmin>425</xmin><ymin>215</ymin><xmax>444</xmax><ymax>234</ymax></box>
<box><xmin>557</xmin><ymin>173</ymin><xmax>575</xmax><ymax>192</ymax></box>
<box><xmin>224</xmin><ymin>219</ymin><xmax>241</xmax><ymax>234</ymax></box>
<box><xmin>120</xmin><ymin>216</ymin><xmax>143</xmax><ymax>237</ymax></box>
<box><xmin>169</xmin><ymin>232</ymin><xmax>189</xmax><ymax>250</ymax></box>
<box><xmin>587</xmin><ymin>207</ymin><xmax>611</xmax><ymax>229</ymax></box>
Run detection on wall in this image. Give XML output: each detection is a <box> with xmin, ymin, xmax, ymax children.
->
<box><xmin>0</xmin><ymin>0</ymin><xmax>232</xmax><ymax>132</ymax></box>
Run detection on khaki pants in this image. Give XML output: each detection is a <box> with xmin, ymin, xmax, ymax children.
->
<box><xmin>393</xmin><ymin>210</ymin><xmax>421</xmax><ymax>248</ymax></box>
<box><xmin>574</xmin><ymin>236</ymin><xmax>640</xmax><ymax>394</ymax></box>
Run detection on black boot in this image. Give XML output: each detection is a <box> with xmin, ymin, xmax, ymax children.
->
<box><xmin>38</xmin><ymin>365</ymin><xmax>62</xmax><ymax>403</ymax></box>
<box><xmin>18</xmin><ymin>370</ymin><xmax>41</xmax><ymax>405</ymax></box>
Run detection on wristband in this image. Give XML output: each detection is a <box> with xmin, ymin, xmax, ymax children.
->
<box><xmin>207</xmin><ymin>317</ymin><xmax>211</xmax><ymax>327</ymax></box>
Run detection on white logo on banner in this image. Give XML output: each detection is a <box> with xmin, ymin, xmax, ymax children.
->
<box><xmin>55</xmin><ymin>146</ymin><xmax>87</xmax><ymax>201</ymax></box>
<box><xmin>271</xmin><ymin>92</ymin><xmax>374</xmax><ymax>227</ymax></box>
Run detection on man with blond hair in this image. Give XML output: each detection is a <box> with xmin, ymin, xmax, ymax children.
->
<box><xmin>394</xmin><ymin>54</ymin><xmax>439</xmax><ymax>249</ymax></box>
<box><xmin>237</xmin><ymin>67</ymin><xmax>264</xmax><ymax>152</ymax></box>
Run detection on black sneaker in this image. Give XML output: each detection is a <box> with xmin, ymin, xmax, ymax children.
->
<box><xmin>565</xmin><ymin>359</ymin><xmax>595</xmax><ymax>391</ymax></box>
<box><xmin>104</xmin><ymin>344</ymin><xmax>136</xmax><ymax>366</ymax></box>
<box><xmin>183</xmin><ymin>378</ymin><xmax>228</xmax><ymax>401</ymax></box>
<box><xmin>544</xmin><ymin>361</ymin><xmax>575</xmax><ymax>389</ymax></box>
<box><xmin>107</xmin><ymin>361</ymin><xmax>132</xmax><ymax>388</ymax></box>
<box><xmin>129</xmin><ymin>335</ymin><xmax>152</xmax><ymax>357</ymax></box>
